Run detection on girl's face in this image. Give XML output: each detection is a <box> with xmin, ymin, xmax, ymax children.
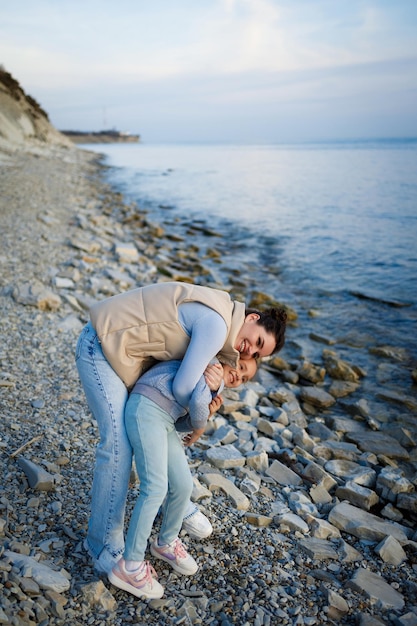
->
<box><xmin>223</xmin><ymin>358</ymin><xmax>257</xmax><ymax>388</ymax></box>
<box><xmin>235</xmin><ymin>313</ymin><xmax>276</xmax><ymax>360</ymax></box>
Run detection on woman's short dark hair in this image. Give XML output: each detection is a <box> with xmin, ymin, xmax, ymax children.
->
<box><xmin>245</xmin><ymin>307</ymin><xmax>287</xmax><ymax>354</ymax></box>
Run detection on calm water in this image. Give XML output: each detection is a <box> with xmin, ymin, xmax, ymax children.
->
<box><xmin>86</xmin><ymin>140</ymin><xmax>417</xmax><ymax>365</ymax></box>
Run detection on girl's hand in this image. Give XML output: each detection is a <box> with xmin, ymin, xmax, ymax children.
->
<box><xmin>204</xmin><ymin>363</ymin><xmax>223</xmax><ymax>390</ymax></box>
<box><xmin>183</xmin><ymin>427</ymin><xmax>206</xmax><ymax>447</ymax></box>
<box><xmin>209</xmin><ymin>394</ymin><xmax>223</xmax><ymax>417</ymax></box>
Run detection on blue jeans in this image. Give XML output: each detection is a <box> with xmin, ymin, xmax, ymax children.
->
<box><xmin>75</xmin><ymin>322</ymin><xmax>131</xmax><ymax>562</ymax></box>
<box><xmin>124</xmin><ymin>394</ymin><xmax>193</xmax><ymax>561</ymax></box>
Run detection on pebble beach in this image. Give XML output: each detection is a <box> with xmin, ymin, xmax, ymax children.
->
<box><xmin>1</xmin><ymin>139</ymin><xmax>417</xmax><ymax>626</ymax></box>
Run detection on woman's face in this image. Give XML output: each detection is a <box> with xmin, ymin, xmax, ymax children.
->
<box><xmin>235</xmin><ymin>313</ymin><xmax>276</xmax><ymax>360</ymax></box>
<box><xmin>223</xmin><ymin>358</ymin><xmax>257</xmax><ymax>388</ymax></box>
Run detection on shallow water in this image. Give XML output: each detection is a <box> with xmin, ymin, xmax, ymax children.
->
<box><xmin>86</xmin><ymin>140</ymin><xmax>417</xmax><ymax>367</ymax></box>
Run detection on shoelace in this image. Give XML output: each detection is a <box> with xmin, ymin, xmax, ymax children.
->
<box><xmin>131</xmin><ymin>561</ymin><xmax>158</xmax><ymax>585</ymax></box>
<box><xmin>172</xmin><ymin>539</ymin><xmax>187</xmax><ymax>560</ymax></box>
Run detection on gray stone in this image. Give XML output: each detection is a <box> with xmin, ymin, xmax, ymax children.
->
<box><xmin>205</xmin><ymin>444</ymin><xmax>246</xmax><ymax>469</ymax></box>
<box><xmin>200</xmin><ymin>472</ymin><xmax>250</xmax><ymax>510</ymax></box>
<box><xmin>4</xmin><ymin>551</ymin><xmax>70</xmax><ymax>593</ymax></box>
<box><xmin>17</xmin><ymin>457</ymin><xmax>57</xmax><ymax>491</ymax></box>
<box><xmin>79</xmin><ymin>580</ymin><xmax>116</xmax><ymax>611</ymax></box>
<box><xmin>245</xmin><ymin>450</ymin><xmax>269</xmax><ymax>472</ymax></box>
<box><xmin>114</xmin><ymin>241</ymin><xmax>139</xmax><ymax>262</ymax></box>
<box><xmin>325</xmin><ymin>588</ymin><xmax>350</xmax><ymax>619</ymax></box>
<box><xmin>376</xmin><ymin>467</ymin><xmax>414</xmax><ymax>503</ymax></box>
<box><xmin>265</xmin><ymin>459</ymin><xmax>303</xmax><ymax>486</ymax></box>
<box><xmin>347</xmin><ymin>568</ymin><xmax>405</xmax><ymax>610</ymax></box>
<box><xmin>275</xmin><ymin>512</ymin><xmax>309</xmax><ymax>534</ymax></box>
<box><xmin>392</xmin><ymin>613</ymin><xmax>417</xmax><ymax>626</ymax></box>
<box><xmin>288</xmin><ymin>491</ymin><xmax>319</xmax><ymax>519</ymax></box>
<box><xmin>324</xmin><ymin>459</ymin><xmax>376</xmax><ymax>487</ymax></box>
<box><xmin>375</xmin><ymin>535</ymin><xmax>407</xmax><ymax>565</ymax></box>
<box><xmin>397</xmin><ymin>492</ymin><xmax>417</xmax><ymax>514</ymax></box>
<box><xmin>328</xmin><ymin>502</ymin><xmax>412</xmax><ymax>543</ymax></box>
<box><xmin>346</xmin><ymin>431</ymin><xmax>410</xmax><ymax>460</ymax></box>
<box><xmin>298</xmin><ymin>537</ymin><xmax>339</xmax><ymax>560</ymax></box>
<box><xmin>299</xmin><ymin>386</ymin><xmax>336</xmax><ymax>409</ymax></box>
<box><xmin>302</xmin><ymin>461</ymin><xmax>338</xmax><ymax>491</ymax></box>
<box><xmin>323</xmin><ymin>351</ymin><xmax>360</xmax><ymax>382</ymax></box>
<box><xmin>318</xmin><ymin>440</ymin><xmax>362</xmax><ymax>461</ymax></box>
<box><xmin>328</xmin><ymin>380</ymin><xmax>360</xmax><ymax>398</ymax></box>
<box><xmin>256</xmin><ymin>417</ymin><xmax>284</xmax><ymax>438</ymax></box>
<box><xmin>310</xmin><ymin>518</ymin><xmax>341</xmax><ymax>540</ymax></box>
<box><xmin>335</xmin><ymin>481</ymin><xmax>379</xmax><ymax>511</ymax></box>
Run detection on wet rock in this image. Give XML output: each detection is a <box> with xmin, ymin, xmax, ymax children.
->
<box><xmin>322</xmin><ymin>350</ymin><xmax>360</xmax><ymax>382</ymax></box>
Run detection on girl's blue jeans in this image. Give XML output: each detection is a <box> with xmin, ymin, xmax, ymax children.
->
<box><xmin>124</xmin><ymin>394</ymin><xmax>193</xmax><ymax>561</ymax></box>
<box><xmin>75</xmin><ymin>322</ymin><xmax>130</xmax><ymax>563</ymax></box>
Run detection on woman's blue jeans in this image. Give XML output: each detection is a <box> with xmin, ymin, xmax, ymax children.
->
<box><xmin>124</xmin><ymin>394</ymin><xmax>193</xmax><ymax>561</ymax></box>
<box><xmin>75</xmin><ymin>322</ymin><xmax>131</xmax><ymax>562</ymax></box>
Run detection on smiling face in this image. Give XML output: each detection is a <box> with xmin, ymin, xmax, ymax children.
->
<box><xmin>235</xmin><ymin>313</ymin><xmax>276</xmax><ymax>360</ymax></box>
<box><xmin>222</xmin><ymin>358</ymin><xmax>257</xmax><ymax>388</ymax></box>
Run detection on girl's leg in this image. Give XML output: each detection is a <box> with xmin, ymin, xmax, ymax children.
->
<box><xmin>124</xmin><ymin>395</ymin><xmax>172</xmax><ymax>562</ymax></box>
<box><xmin>75</xmin><ymin>322</ymin><xmax>131</xmax><ymax>567</ymax></box>
<box><xmin>159</xmin><ymin>430</ymin><xmax>193</xmax><ymax>545</ymax></box>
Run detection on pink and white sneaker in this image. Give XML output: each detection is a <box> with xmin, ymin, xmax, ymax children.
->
<box><xmin>150</xmin><ymin>537</ymin><xmax>198</xmax><ymax>575</ymax></box>
<box><xmin>108</xmin><ymin>558</ymin><xmax>164</xmax><ymax>599</ymax></box>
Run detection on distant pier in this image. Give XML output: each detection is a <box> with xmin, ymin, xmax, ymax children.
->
<box><xmin>61</xmin><ymin>129</ymin><xmax>140</xmax><ymax>144</ymax></box>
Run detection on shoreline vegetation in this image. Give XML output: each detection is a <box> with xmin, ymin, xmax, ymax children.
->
<box><xmin>1</xmin><ymin>69</ymin><xmax>417</xmax><ymax>625</ymax></box>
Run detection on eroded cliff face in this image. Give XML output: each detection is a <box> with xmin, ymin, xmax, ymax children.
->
<box><xmin>0</xmin><ymin>68</ymin><xmax>72</xmax><ymax>150</ymax></box>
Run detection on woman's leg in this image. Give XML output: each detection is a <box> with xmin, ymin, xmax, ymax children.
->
<box><xmin>124</xmin><ymin>395</ymin><xmax>172</xmax><ymax>562</ymax></box>
<box><xmin>75</xmin><ymin>322</ymin><xmax>131</xmax><ymax>568</ymax></box>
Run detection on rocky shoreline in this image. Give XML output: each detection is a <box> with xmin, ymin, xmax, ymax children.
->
<box><xmin>1</xmin><ymin>140</ymin><xmax>417</xmax><ymax>626</ymax></box>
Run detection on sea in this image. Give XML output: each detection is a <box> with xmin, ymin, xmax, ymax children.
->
<box><xmin>84</xmin><ymin>140</ymin><xmax>417</xmax><ymax>387</ymax></box>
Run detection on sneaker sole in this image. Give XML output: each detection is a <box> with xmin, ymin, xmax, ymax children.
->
<box><xmin>108</xmin><ymin>571</ymin><xmax>164</xmax><ymax>599</ymax></box>
<box><xmin>150</xmin><ymin>544</ymin><xmax>198</xmax><ymax>576</ymax></box>
<box><xmin>182</xmin><ymin>524</ymin><xmax>213</xmax><ymax>539</ymax></box>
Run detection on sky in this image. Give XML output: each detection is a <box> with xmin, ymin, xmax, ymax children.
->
<box><xmin>1</xmin><ymin>0</ymin><xmax>417</xmax><ymax>143</ymax></box>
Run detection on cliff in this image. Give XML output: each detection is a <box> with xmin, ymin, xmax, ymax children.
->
<box><xmin>0</xmin><ymin>68</ymin><xmax>72</xmax><ymax>151</ymax></box>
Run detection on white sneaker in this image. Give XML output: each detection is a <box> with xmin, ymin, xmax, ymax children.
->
<box><xmin>108</xmin><ymin>558</ymin><xmax>164</xmax><ymax>599</ymax></box>
<box><xmin>150</xmin><ymin>537</ymin><xmax>198</xmax><ymax>575</ymax></box>
<box><xmin>182</xmin><ymin>504</ymin><xmax>213</xmax><ymax>539</ymax></box>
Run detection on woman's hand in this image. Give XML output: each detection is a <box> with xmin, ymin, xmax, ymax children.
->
<box><xmin>183</xmin><ymin>427</ymin><xmax>206</xmax><ymax>447</ymax></box>
<box><xmin>204</xmin><ymin>362</ymin><xmax>223</xmax><ymax>391</ymax></box>
<box><xmin>209</xmin><ymin>394</ymin><xmax>223</xmax><ymax>417</ymax></box>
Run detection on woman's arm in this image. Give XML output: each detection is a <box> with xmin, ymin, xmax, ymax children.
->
<box><xmin>172</xmin><ymin>308</ymin><xmax>227</xmax><ymax>407</ymax></box>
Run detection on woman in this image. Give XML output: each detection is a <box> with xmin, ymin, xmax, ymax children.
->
<box><xmin>75</xmin><ymin>281</ymin><xmax>286</xmax><ymax>574</ymax></box>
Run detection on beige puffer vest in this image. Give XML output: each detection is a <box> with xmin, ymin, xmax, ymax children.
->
<box><xmin>90</xmin><ymin>281</ymin><xmax>245</xmax><ymax>388</ymax></box>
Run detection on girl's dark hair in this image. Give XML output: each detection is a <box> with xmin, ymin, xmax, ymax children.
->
<box><xmin>245</xmin><ymin>307</ymin><xmax>287</xmax><ymax>354</ymax></box>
